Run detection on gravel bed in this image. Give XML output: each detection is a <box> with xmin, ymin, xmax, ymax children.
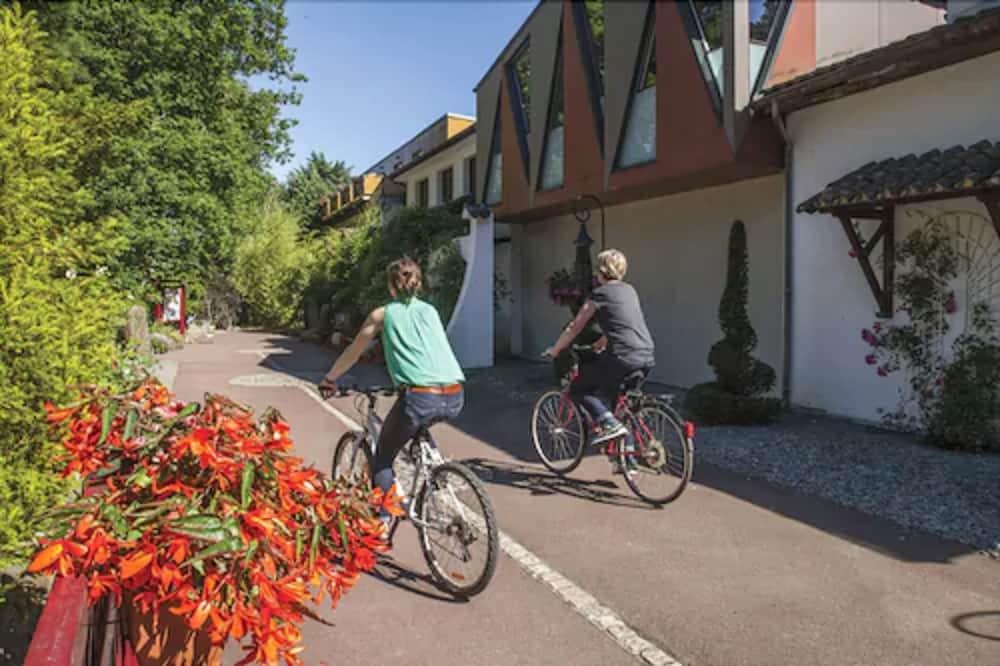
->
<box><xmin>696</xmin><ymin>414</ymin><xmax>1000</xmax><ymax>554</ymax></box>
<box><xmin>467</xmin><ymin>361</ymin><xmax>1000</xmax><ymax>555</ymax></box>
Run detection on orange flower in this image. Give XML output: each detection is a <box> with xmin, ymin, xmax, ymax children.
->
<box><xmin>120</xmin><ymin>549</ymin><xmax>154</xmax><ymax>579</ymax></box>
<box><xmin>27</xmin><ymin>539</ymin><xmax>87</xmax><ymax>577</ymax></box>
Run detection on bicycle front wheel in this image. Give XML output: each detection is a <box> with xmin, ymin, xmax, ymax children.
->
<box><xmin>622</xmin><ymin>403</ymin><xmax>693</xmax><ymax>505</ymax></box>
<box><xmin>531</xmin><ymin>390</ymin><xmax>587</xmax><ymax>475</ymax></box>
<box><xmin>332</xmin><ymin>431</ymin><xmax>372</xmax><ymax>487</ymax></box>
<box><xmin>415</xmin><ymin>462</ymin><xmax>498</xmax><ymax>598</ymax></box>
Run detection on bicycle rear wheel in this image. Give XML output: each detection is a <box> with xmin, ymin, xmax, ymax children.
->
<box><xmin>332</xmin><ymin>431</ymin><xmax>371</xmax><ymax>486</ymax></box>
<box><xmin>415</xmin><ymin>462</ymin><xmax>498</xmax><ymax>598</ymax></box>
<box><xmin>531</xmin><ymin>390</ymin><xmax>587</xmax><ymax>475</ymax></box>
<box><xmin>621</xmin><ymin>403</ymin><xmax>693</xmax><ymax>505</ymax></box>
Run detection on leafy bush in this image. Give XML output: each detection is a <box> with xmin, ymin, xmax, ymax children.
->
<box><xmin>864</xmin><ymin>220</ymin><xmax>1000</xmax><ymax>451</ymax></box>
<box><xmin>232</xmin><ymin>197</ymin><xmax>314</xmax><ymax>328</ymax></box>
<box><xmin>0</xmin><ymin>5</ymin><xmax>127</xmax><ymax>571</ymax></box>
<box><xmin>308</xmin><ymin>205</ymin><xmax>467</xmax><ymax>331</ymax></box>
<box><xmin>687</xmin><ymin>221</ymin><xmax>778</xmax><ymax>424</ymax></box>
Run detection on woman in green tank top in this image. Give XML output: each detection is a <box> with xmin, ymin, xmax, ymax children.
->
<box><xmin>319</xmin><ymin>258</ymin><xmax>464</xmax><ymax>527</ymax></box>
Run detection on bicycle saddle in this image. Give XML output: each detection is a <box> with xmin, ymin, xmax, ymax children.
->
<box><xmin>620</xmin><ymin>370</ymin><xmax>649</xmax><ymax>392</ymax></box>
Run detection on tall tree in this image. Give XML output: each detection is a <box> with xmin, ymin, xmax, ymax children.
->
<box><xmin>283</xmin><ymin>151</ymin><xmax>352</xmax><ymax>227</ymax></box>
<box><xmin>26</xmin><ymin>0</ymin><xmax>302</xmax><ymax>298</ymax></box>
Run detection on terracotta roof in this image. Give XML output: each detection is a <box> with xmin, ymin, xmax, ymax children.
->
<box><xmin>798</xmin><ymin>139</ymin><xmax>1000</xmax><ymax>213</ymax></box>
<box><xmin>753</xmin><ymin>10</ymin><xmax>1000</xmax><ymax>114</ymax></box>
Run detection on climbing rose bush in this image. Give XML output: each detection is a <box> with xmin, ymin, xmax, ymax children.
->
<box><xmin>860</xmin><ymin>223</ymin><xmax>1000</xmax><ymax>451</ymax></box>
<box><xmin>29</xmin><ymin>380</ymin><xmax>399</xmax><ymax>665</ymax></box>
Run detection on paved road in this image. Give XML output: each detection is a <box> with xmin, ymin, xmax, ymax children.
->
<box><xmin>164</xmin><ymin>331</ymin><xmax>1000</xmax><ymax>666</ymax></box>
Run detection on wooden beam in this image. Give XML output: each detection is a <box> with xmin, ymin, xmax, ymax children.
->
<box><xmin>881</xmin><ymin>207</ymin><xmax>895</xmax><ymax>318</ymax></box>
<box><xmin>839</xmin><ymin>214</ymin><xmax>893</xmax><ymax>318</ymax></box>
<box><xmin>863</xmin><ymin>222</ymin><xmax>886</xmax><ymax>259</ymax></box>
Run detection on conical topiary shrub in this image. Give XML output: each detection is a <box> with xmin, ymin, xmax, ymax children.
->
<box><xmin>685</xmin><ymin>221</ymin><xmax>780</xmax><ymax>424</ymax></box>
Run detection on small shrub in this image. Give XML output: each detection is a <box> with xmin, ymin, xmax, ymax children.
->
<box><xmin>685</xmin><ymin>382</ymin><xmax>781</xmax><ymax>425</ymax></box>
<box><xmin>687</xmin><ymin>221</ymin><xmax>778</xmax><ymax>424</ymax></box>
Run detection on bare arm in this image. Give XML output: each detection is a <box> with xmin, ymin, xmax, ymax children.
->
<box><xmin>545</xmin><ymin>301</ymin><xmax>596</xmax><ymax>357</ymax></box>
<box><xmin>321</xmin><ymin>308</ymin><xmax>385</xmax><ymax>387</ymax></box>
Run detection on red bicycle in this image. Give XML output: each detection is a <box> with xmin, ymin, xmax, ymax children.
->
<box><xmin>530</xmin><ymin>347</ymin><xmax>694</xmax><ymax>505</ymax></box>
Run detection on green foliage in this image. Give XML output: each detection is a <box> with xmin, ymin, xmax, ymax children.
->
<box><xmin>0</xmin><ymin>4</ymin><xmax>127</xmax><ymax>570</ymax></box>
<box><xmin>689</xmin><ymin>221</ymin><xmax>777</xmax><ymax>424</ymax></box>
<box><xmin>233</xmin><ymin>198</ymin><xmax>314</xmax><ymax>328</ymax></box>
<box><xmin>26</xmin><ymin>0</ymin><xmax>301</xmax><ymax>297</ymax></box>
<box><xmin>707</xmin><ymin>221</ymin><xmax>776</xmax><ymax>397</ymax></box>
<box><xmin>283</xmin><ymin>151</ymin><xmax>352</xmax><ymax>227</ymax></box>
<box><xmin>867</xmin><ymin>222</ymin><xmax>1000</xmax><ymax>452</ymax></box>
<box><xmin>306</xmin><ymin>206</ymin><xmax>467</xmax><ymax>331</ymax></box>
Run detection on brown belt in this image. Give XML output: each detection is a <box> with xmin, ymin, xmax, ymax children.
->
<box><xmin>409</xmin><ymin>383</ymin><xmax>463</xmax><ymax>395</ymax></box>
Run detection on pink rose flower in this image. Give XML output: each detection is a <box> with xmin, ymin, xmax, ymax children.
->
<box><xmin>877</xmin><ymin>366</ymin><xmax>888</xmax><ymax>377</ymax></box>
<box><xmin>944</xmin><ymin>292</ymin><xmax>957</xmax><ymax>314</ymax></box>
<box><xmin>865</xmin><ymin>354</ymin><xmax>877</xmax><ymax>365</ymax></box>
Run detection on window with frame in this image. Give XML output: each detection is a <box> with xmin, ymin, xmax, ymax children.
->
<box><xmin>687</xmin><ymin>0</ymin><xmax>789</xmax><ymax>99</ymax></box>
<box><xmin>539</xmin><ymin>42</ymin><xmax>565</xmax><ymax>191</ymax></box>
<box><xmin>464</xmin><ymin>156</ymin><xmax>477</xmax><ymax>198</ymax></box>
<box><xmin>573</xmin><ymin>0</ymin><xmax>605</xmax><ymax>149</ymax></box>
<box><xmin>507</xmin><ymin>41</ymin><xmax>531</xmax><ymax>170</ymax></box>
<box><xmin>438</xmin><ymin>167</ymin><xmax>454</xmax><ymax>204</ymax></box>
<box><xmin>484</xmin><ymin>111</ymin><xmax>502</xmax><ymax>205</ymax></box>
<box><xmin>616</xmin><ymin>4</ymin><xmax>657</xmax><ymax>169</ymax></box>
<box><xmin>416</xmin><ymin>178</ymin><xmax>429</xmax><ymax>208</ymax></box>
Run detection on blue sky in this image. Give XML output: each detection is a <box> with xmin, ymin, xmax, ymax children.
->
<box><xmin>268</xmin><ymin>1</ymin><xmax>536</xmax><ymax>181</ymax></box>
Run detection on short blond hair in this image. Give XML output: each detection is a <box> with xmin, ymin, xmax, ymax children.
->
<box><xmin>596</xmin><ymin>249</ymin><xmax>628</xmax><ymax>281</ymax></box>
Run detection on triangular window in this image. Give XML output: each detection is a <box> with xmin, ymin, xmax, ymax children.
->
<box><xmin>750</xmin><ymin>0</ymin><xmax>790</xmax><ymax>93</ymax></box>
<box><xmin>573</xmin><ymin>0</ymin><xmax>605</xmax><ymax>152</ymax></box>
<box><xmin>616</xmin><ymin>4</ymin><xmax>656</xmax><ymax>169</ymax></box>
<box><xmin>539</xmin><ymin>43</ymin><xmax>565</xmax><ymax>191</ymax></box>
<box><xmin>506</xmin><ymin>41</ymin><xmax>531</xmax><ymax>173</ymax></box>
<box><xmin>689</xmin><ymin>1</ymin><xmax>723</xmax><ymax>97</ymax></box>
<box><xmin>484</xmin><ymin>109</ymin><xmax>502</xmax><ymax>205</ymax></box>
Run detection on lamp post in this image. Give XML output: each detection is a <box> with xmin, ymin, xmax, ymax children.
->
<box><xmin>572</xmin><ymin>194</ymin><xmax>605</xmax><ymax>299</ymax></box>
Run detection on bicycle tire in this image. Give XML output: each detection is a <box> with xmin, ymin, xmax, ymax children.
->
<box><xmin>622</xmin><ymin>402</ymin><xmax>693</xmax><ymax>505</ymax></box>
<box><xmin>415</xmin><ymin>461</ymin><xmax>499</xmax><ymax>598</ymax></box>
<box><xmin>531</xmin><ymin>390</ymin><xmax>587</xmax><ymax>475</ymax></box>
<box><xmin>332</xmin><ymin>431</ymin><xmax>372</xmax><ymax>487</ymax></box>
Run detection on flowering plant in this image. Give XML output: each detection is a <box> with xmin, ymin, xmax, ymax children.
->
<box><xmin>859</xmin><ymin>219</ymin><xmax>1000</xmax><ymax>451</ymax></box>
<box><xmin>29</xmin><ymin>380</ymin><xmax>397</xmax><ymax>665</ymax></box>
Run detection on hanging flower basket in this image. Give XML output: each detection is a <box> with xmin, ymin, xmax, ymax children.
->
<box><xmin>29</xmin><ymin>380</ymin><xmax>398</xmax><ymax>666</ymax></box>
<box><xmin>545</xmin><ymin>268</ymin><xmax>598</xmax><ymax>308</ymax></box>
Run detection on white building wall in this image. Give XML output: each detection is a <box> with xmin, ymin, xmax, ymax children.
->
<box><xmin>787</xmin><ymin>50</ymin><xmax>1000</xmax><ymax>421</ymax></box>
<box><xmin>519</xmin><ymin>176</ymin><xmax>785</xmax><ymax>391</ymax></box>
<box><xmin>815</xmin><ymin>0</ymin><xmax>943</xmax><ymax>68</ymax></box>
<box><xmin>396</xmin><ymin>134</ymin><xmax>476</xmax><ymax>208</ymax></box>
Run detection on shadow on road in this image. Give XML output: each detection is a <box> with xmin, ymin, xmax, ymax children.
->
<box><xmin>460</xmin><ymin>457</ymin><xmax>657</xmax><ymax>511</ymax></box>
<box><xmin>369</xmin><ymin>556</ymin><xmax>467</xmax><ymax>605</ymax></box>
<box><xmin>951</xmin><ymin>610</ymin><xmax>1000</xmax><ymax>642</ymax></box>
<box><xmin>252</xmin><ymin>335</ymin><xmax>984</xmax><ymax>565</ymax></box>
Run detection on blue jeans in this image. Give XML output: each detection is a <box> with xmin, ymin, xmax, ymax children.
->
<box><xmin>373</xmin><ymin>388</ymin><xmax>464</xmax><ymax>512</ymax></box>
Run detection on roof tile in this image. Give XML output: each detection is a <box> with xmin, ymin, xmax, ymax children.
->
<box><xmin>798</xmin><ymin>139</ymin><xmax>1000</xmax><ymax>213</ymax></box>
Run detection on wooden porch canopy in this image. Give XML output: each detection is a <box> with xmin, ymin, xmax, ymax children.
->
<box><xmin>798</xmin><ymin>139</ymin><xmax>1000</xmax><ymax>318</ymax></box>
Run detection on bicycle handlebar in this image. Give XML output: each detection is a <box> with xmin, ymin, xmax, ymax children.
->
<box><xmin>334</xmin><ymin>384</ymin><xmax>399</xmax><ymax>398</ymax></box>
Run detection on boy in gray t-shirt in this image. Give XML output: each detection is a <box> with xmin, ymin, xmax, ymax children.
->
<box><xmin>544</xmin><ymin>249</ymin><xmax>655</xmax><ymax>446</ymax></box>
